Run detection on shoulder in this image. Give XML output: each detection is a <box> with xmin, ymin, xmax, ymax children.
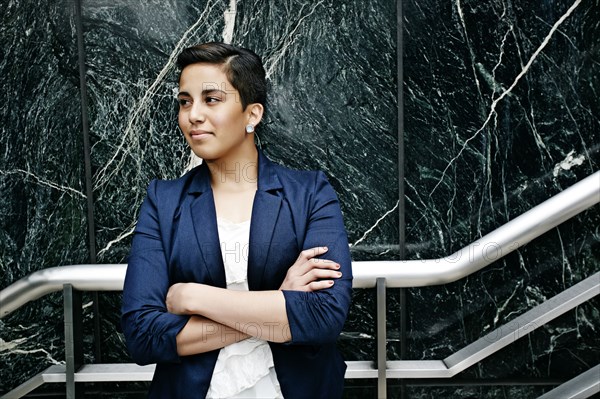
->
<box><xmin>265</xmin><ymin>157</ymin><xmax>337</xmax><ymax>203</ymax></box>
<box><xmin>263</xmin><ymin>154</ymin><xmax>326</xmax><ymax>186</ymax></box>
<box><xmin>273</xmin><ymin>162</ymin><xmax>322</xmax><ymax>184</ymax></box>
<box><xmin>145</xmin><ymin>167</ymin><xmax>200</xmax><ymax>202</ymax></box>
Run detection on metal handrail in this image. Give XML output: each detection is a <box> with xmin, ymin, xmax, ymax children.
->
<box><xmin>354</xmin><ymin>171</ymin><xmax>599</xmax><ymax>288</ymax></box>
<box><xmin>1</xmin><ymin>171</ymin><xmax>598</xmax><ymax>399</ymax></box>
<box><xmin>537</xmin><ymin>364</ymin><xmax>600</xmax><ymax>399</ymax></box>
<box><xmin>2</xmin><ymin>171</ymin><xmax>599</xmax><ymax>317</ymax></box>
<box><xmin>1</xmin><ymin>264</ymin><xmax>125</xmax><ymax>318</ymax></box>
<box><xmin>2</xmin><ymin>272</ymin><xmax>598</xmax><ymax>399</ymax></box>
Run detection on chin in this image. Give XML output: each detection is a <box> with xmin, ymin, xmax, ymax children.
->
<box><xmin>189</xmin><ymin>146</ymin><xmax>221</xmax><ymax>162</ymax></box>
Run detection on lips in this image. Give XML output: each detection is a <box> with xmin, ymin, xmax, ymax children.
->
<box><xmin>189</xmin><ymin>130</ymin><xmax>213</xmax><ymax>140</ymax></box>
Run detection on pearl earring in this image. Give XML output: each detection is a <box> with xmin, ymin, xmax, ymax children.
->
<box><xmin>245</xmin><ymin>124</ymin><xmax>255</xmax><ymax>134</ymax></box>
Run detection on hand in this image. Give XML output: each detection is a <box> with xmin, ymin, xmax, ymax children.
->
<box><xmin>166</xmin><ymin>282</ymin><xmax>199</xmax><ymax>315</ymax></box>
<box><xmin>279</xmin><ymin>246</ymin><xmax>342</xmax><ymax>292</ymax></box>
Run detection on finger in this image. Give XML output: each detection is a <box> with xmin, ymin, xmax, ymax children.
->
<box><xmin>307</xmin><ymin>269</ymin><xmax>342</xmax><ymax>281</ymax></box>
<box><xmin>308</xmin><ymin>257</ymin><xmax>340</xmax><ymax>267</ymax></box>
<box><xmin>295</xmin><ymin>258</ymin><xmax>339</xmax><ymax>277</ymax></box>
<box><xmin>297</xmin><ymin>246</ymin><xmax>329</xmax><ymax>263</ymax></box>
<box><xmin>287</xmin><ymin>271</ymin><xmax>324</xmax><ymax>289</ymax></box>
<box><xmin>307</xmin><ymin>280</ymin><xmax>334</xmax><ymax>292</ymax></box>
<box><xmin>305</xmin><ymin>257</ymin><xmax>339</xmax><ymax>270</ymax></box>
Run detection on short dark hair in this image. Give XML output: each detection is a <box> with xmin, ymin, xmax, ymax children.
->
<box><xmin>177</xmin><ymin>42</ymin><xmax>267</xmax><ymax>110</ymax></box>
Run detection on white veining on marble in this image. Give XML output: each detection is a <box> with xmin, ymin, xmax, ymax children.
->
<box><xmin>490</xmin><ymin>27</ymin><xmax>513</xmax><ymax>98</ymax></box>
<box><xmin>549</xmin><ymin>82</ymin><xmax>595</xmax><ymax>169</ymax></box>
<box><xmin>97</xmin><ymin>222</ymin><xmax>136</xmax><ymax>259</ymax></box>
<box><xmin>93</xmin><ymin>1</ymin><xmax>220</xmax><ymax>192</ymax></box>
<box><xmin>545</xmin><ymin>325</ymin><xmax>579</xmax><ymax>374</ymax></box>
<box><xmin>184</xmin><ymin>0</ymin><xmax>239</xmax><ymax>174</ymax></box>
<box><xmin>455</xmin><ymin>0</ymin><xmax>483</xmax><ymax>102</ymax></box>
<box><xmin>492</xmin><ymin>280</ymin><xmax>521</xmax><ymax>328</ymax></box>
<box><xmin>350</xmin><ymin>200</ymin><xmax>399</xmax><ymax>248</ymax></box>
<box><xmin>516</xmin><ymin>249</ymin><xmax>530</xmax><ymax>279</ymax></box>
<box><xmin>429</xmin><ymin>0</ymin><xmax>583</xmax><ymax>197</ymax></box>
<box><xmin>263</xmin><ymin>0</ymin><xmax>325</xmax><ymax>79</ymax></box>
<box><xmin>183</xmin><ymin>150</ymin><xmax>204</xmax><ymax>174</ymax></box>
<box><xmin>222</xmin><ymin>0</ymin><xmax>237</xmax><ymax>44</ymax></box>
<box><xmin>0</xmin><ymin>169</ymin><xmax>86</xmax><ymax>198</ymax></box>
<box><xmin>555</xmin><ymin>228</ymin><xmax>572</xmax><ymax>290</ymax></box>
<box><xmin>0</xmin><ymin>337</ymin><xmax>62</xmax><ymax>365</ymax></box>
<box><xmin>0</xmin><ymin>337</ymin><xmax>29</xmax><ymax>352</ymax></box>
<box><xmin>552</xmin><ymin>150</ymin><xmax>585</xmax><ymax>177</ymax></box>
<box><xmin>405</xmin><ymin>179</ymin><xmax>446</xmax><ymax>250</ymax></box>
<box><xmin>94</xmin><ymin>2</ymin><xmax>225</xmax><ymax>255</ymax></box>
<box><xmin>576</xmin><ymin>307</ymin><xmax>597</xmax><ymax>338</ymax></box>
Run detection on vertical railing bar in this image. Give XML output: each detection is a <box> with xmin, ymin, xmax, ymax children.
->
<box><xmin>399</xmin><ymin>287</ymin><xmax>407</xmax><ymax>398</ymax></box>
<box><xmin>73</xmin><ymin>0</ymin><xmax>102</xmax><ymax>366</ymax></box>
<box><xmin>64</xmin><ymin>284</ymin><xmax>75</xmax><ymax>398</ymax></box>
<box><xmin>377</xmin><ymin>278</ymin><xmax>387</xmax><ymax>398</ymax></box>
<box><xmin>64</xmin><ymin>284</ymin><xmax>83</xmax><ymax>398</ymax></box>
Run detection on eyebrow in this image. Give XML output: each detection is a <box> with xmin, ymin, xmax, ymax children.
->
<box><xmin>177</xmin><ymin>89</ymin><xmax>227</xmax><ymax>97</ymax></box>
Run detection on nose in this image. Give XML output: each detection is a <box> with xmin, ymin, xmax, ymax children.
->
<box><xmin>188</xmin><ymin>101</ymin><xmax>205</xmax><ymax>124</ymax></box>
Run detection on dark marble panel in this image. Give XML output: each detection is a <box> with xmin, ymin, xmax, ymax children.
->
<box><xmin>403</xmin><ymin>0</ymin><xmax>599</xmax><ymax>393</ymax></box>
<box><xmin>2</xmin><ymin>0</ymin><xmax>398</xmax><ymax>393</ymax></box>
<box><xmin>0</xmin><ymin>0</ymin><xmax>89</xmax><ymax>392</ymax></box>
<box><xmin>82</xmin><ymin>0</ymin><xmax>230</xmax><ymax>366</ymax></box>
<box><xmin>86</xmin><ymin>0</ymin><xmax>228</xmax><ymax>264</ymax></box>
<box><xmin>79</xmin><ymin>0</ymin><xmax>398</xmax><ymax>371</ymax></box>
<box><xmin>233</xmin><ymin>0</ymin><xmax>399</xmax><ymax>249</ymax></box>
<box><xmin>401</xmin><ymin>385</ymin><xmax>550</xmax><ymax>399</ymax></box>
<box><xmin>233</xmin><ymin>0</ymin><xmax>399</xmax><ymax>364</ymax></box>
<box><xmin>3</xmin><ymin>0</ymin><xmax>598</xmax><ymax>398</ymax></box>
<box><xmin>85</xmin><ymin>0</ymin><xmax>399</xmax><ymax>266</ymax></box>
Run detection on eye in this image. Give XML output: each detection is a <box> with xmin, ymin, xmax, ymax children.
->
<box><xmin>178</xmin><ymin>98</ymin><xmax>191</xmax><ymax>107</ymax></box>
<box><xmin>206</xmin><ymin>96</ymin><xmax>221</xmax><ymax>104</ymax></box>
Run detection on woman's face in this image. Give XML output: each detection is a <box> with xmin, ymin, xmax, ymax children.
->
<box><xmin>177</xmin><ymin>63</ymin><xmax>254</xmax><ymax>161</ymax></box>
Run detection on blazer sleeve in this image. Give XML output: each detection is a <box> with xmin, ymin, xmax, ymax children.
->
<box><xmin>121</xmin><ymin>180</ymin><xmax>190</xmax><ymax>365</ymax></box>
<box><xmin>281</xmin><ymin>171</ymin><xmax>353</xmax><ymax>345</ymax></box>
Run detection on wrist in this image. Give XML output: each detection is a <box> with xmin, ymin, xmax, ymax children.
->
<box><xmin>184</xmin><ymin>283</ymin><xmax>204</xmax><ymax>315</ymax></box>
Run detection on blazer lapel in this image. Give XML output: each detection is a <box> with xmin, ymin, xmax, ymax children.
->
<box><xmin>185</xmin><ymin>150</ymin><xmax>283</xmax><ymax>290</ymax></box>
<box><xmin>247</xmin><ymin>151</ymin><xmax>283</xmax><ymax>290</ymax></box>
<box><xmin>188</xmin><ymin>165</ymin><xmax>226</xmax><ymax>288</ymax></box>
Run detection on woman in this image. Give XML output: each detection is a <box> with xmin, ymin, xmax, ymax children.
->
<box><xmin>121</xmin><ymin>42</ymin><xmax>353</xmax><ymax>398</ymax></box>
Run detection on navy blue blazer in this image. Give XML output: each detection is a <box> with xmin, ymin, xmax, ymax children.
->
<box><xmin>121</xmin><ymin>150</ymin><xmax>353</xmax><ymax>398</ymax></box>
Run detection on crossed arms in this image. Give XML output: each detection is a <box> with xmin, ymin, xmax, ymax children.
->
<box><xmin>121</xmin><ymin>172</ymin><xmax>352</xmax><ymax>364</ymax></box>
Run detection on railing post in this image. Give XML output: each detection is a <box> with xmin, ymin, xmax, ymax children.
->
<box><xmin>64</xmin><ymin>284</ymin><xmax>83</xmax><ymax>398</ymax></box>
<box><xmin>376</xmin><ymin>278</ymin><xmax>387</xmax><ymax>398</ymax></box>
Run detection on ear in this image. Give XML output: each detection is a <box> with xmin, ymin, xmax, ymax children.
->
<box><xmin>246</xmin><ymin>103</ymin><xmax>264</xmax><ymax>126</ymax></box>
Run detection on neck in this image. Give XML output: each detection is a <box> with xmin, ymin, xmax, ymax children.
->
<box><xmin>206</xmin><ymin>145</ymin><xmax>258</xmax><ymax>190</ymax></box>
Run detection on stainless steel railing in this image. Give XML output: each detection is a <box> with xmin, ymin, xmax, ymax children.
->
<box><xmin>2</xmin><ymin>171</ymin><xmax>599</xmax><ymax>316</ymax></box>
<box><xmin>1</xmin><ymin>171</ymin><xmax>599</xmax><ymax>399</ymax></box>
<box><xmin>353</xmin><ymin>170</ymin><xmax>600</xmax><ymax>287</ymax></box>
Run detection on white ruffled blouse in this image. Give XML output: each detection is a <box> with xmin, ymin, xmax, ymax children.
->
<box><xmin>206</xmin><ymin>217</ymin><xmax>283</xmax><ymax>399</ymax></box>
